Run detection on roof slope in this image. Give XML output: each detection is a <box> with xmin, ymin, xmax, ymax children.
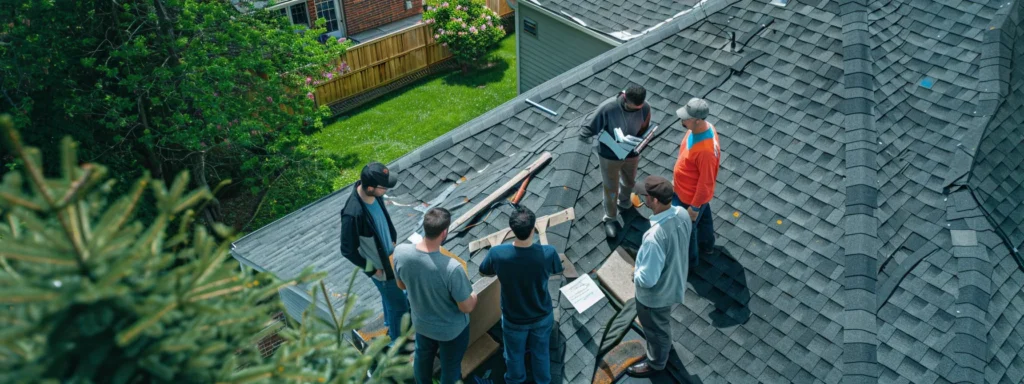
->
<box><xmin>232</xmin><ymin>0</ymin><xmax>1024</xmax><ymax>382</ymax></box>
<box><xmin>523</xmin><ymin>0</ymin><xmax>700</xmax><ymax>41</ymax></box>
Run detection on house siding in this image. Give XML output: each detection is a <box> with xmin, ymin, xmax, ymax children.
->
<box><xmin>342</xmin><ymin>0</ymin><xmax>422</xmax><ymax>35</ymax></box>
<box><xmin>517</xmin><ymin>4</ymin><xmax>615</xmax><ymax>93</ymax></box>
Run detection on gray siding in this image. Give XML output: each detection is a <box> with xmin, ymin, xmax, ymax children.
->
<box><xmin>517</xmin><ymin>5</ymin><xmax>615</xmax><ymax>93</ymax></box>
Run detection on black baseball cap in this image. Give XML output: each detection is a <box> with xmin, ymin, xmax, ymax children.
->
<box><xmin>634</xmin><ymin>175</ymin><xmax>673</xmax><ymax>203</ymax></box>
<box><xmin>360</xmin><ymin>162</ymin><xmax>398</xmax><ymax>189</ymax></box>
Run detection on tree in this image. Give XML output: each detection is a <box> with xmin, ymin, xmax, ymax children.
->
<box><xmin>0</xmin><ymin>115</ymin><xmax>412</xmax><ymax>383</ymax></box>
<box><xmin>0</xmin><ymin>0</ymin><xmax>349</xmax><ymax>225</ymax></box>
<box><xmin>423</xmin><ymin>0</ymin><xmax>505</xmax><ymax>70</ymax></box>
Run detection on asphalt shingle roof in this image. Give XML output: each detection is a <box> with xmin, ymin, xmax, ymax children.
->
<box><xmin>232</xmin><ymin>0</ymin><xmax>1024</xmax><ymax>381</ymax></box>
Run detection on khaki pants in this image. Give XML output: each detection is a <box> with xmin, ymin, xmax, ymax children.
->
<box><xmin>599</xmin><ymin>155</ymin><xmax>639</xmax><ymax>220</ymax></box>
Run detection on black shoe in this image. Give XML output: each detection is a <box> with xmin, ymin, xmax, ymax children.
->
<box><xmin>604</xmin><ymin>220</ymin><xmax>621</xmax><ymax>238</ymax></box>
<box><xmin>626</xmin><ymin>360</ymin><xmax>662</xmax><ymax>378</ymax></box>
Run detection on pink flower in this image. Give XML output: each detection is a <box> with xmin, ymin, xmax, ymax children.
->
<box><xmin>266</xmin><ymin>96</ymin><xmax>273</xmax><ymax>103</ymax></box>
<box><xmin>441</xmin><ymin>2</ymin><xmax>448</xmax><ymax>7</ymax></box>
<box><xmin>461</xmin><ymin>22</ymin><xmax>467</xmax><ymax>28</ymax></box>
<box><xmin>469</xmin><ymin>26</ymin><xmax>477</xmax><ymax>33</ymax></box>
<box><xmin>337</xmin><ymin>37</ymin><xmax>347</xmax><ymax>43</ymax></box>
<box><xmin>438</xmin><ymin>28</ymin><xmax>445</xmax><ymax>34</ymax></box>
<box><xmin>441</xmin><ymin>42</ymin><xmax>448</xmax><ymax>47</ymax></box>
<box><xmin>326</xmin><ymin>73</ymin><xmax>333</xmax><ymax>80</ymax></box>
<box><xmin>485</xmin><ymin>15</ymin><xmax>491</xmax><ymax>20</ymax></box>
<box><xmin>305</xmin><ymin>77</ymin><xmax>312</xmax><ymax>84</ymax></box>
<box><xmin>307</xmin><ymin>92</ymin><xmax>315</xmax><ymax>100</ymax></box>
<box><xmin>480</xmin><ymin>24</ymin><xmax>486</xmax><ymax>31</ymax></box>
<box><xmin>426</xmin><ymin>6</ymin><xmax>432</xmax><ymax>11</ymax></box>
<box><xmin>425</xmin><ymin>18</ymin><xmax>433</xmax><ymax>24</ymax></box>
<box><xmin>435</xmin><ymin>34</ymin><xmax>440</xmax><ymax>39</ymax></box>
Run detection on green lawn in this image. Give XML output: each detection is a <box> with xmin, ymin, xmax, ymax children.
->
<box><xmin>249</xmin><ymin>33</ymin><xmax>517</xmax><ymax>229</ymax></box>
<box><xmin>317</xmin><ymin>33</ymin><xmax>518</xmax><ymax>188</ymax></box>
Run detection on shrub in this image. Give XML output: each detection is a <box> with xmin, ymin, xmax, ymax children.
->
<box><xmin>0</xmin><ymin>115</ymin><xmax>412</xmax><ymax>383</ymax></box>
<box><xmin>423</xmin><ymin>0</ymin><xmax>506</xmax><ymax>68</ymax></box>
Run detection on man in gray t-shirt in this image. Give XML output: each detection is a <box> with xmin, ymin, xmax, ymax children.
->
<box><xmin>395</xmin><ymin>208</ymin><xmax>477</xmax><ymax>384</ymax></box>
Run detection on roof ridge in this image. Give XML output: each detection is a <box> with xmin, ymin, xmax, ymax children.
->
<box><xmin>837</xmin><ymin>0</ymin><xmax>882</xmax><ymax>382</ymax></box>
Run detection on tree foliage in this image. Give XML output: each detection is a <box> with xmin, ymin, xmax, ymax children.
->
<box><xmin>0</xmin><ymin>0</ymin><xmax>348</xmax><ymax>224</ymax></box>
<box><xmin>0</xmin><ymin>115</ymin><xmax>412</xmax><ymax>383</ymax></box>
<box><xmin>423</xmin><ymin>0</ymin><xmax>505</xmax><ymax>67</ymax></box>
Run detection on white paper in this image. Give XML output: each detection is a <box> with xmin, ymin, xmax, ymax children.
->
<box><xmin>560</xmin><ymin>274</ymin><xmax>606</xmax><ymax>314</ymax></box>
<box><xmin>407</xmin><ymin>233</ymin><xmax>423</xmax><ymax>244</ymax></box>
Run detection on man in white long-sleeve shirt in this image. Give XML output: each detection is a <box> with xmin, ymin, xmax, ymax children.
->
<box><xmin>628</xmin><ymin>175</ymin><xmax>691</xmax><ymax>378</ymax></box>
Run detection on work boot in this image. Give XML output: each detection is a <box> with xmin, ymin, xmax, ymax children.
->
<box><xmin>604</xmin><ymin>219</ymin><xmax>621</xmax><ymax>239</ymax></box>
<box><xmin>626</xmin><ymin>360</ymin><xmax>662</xmax><ymax>378</ymax></box>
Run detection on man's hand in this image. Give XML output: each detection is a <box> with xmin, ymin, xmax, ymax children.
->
<box><xmin>623</xmin><ymin>135</ymin><xmax>643</xmax><ymax>146</ymax></box>
<box><xmin>375</xmin><ymin>269</ymin><xmax>384</xmax><ymax>279</ymax></box>
<box><xmin>687</xmin><ymin>207</ymin><xmax>699</xmax><ymax>221</ymax></box>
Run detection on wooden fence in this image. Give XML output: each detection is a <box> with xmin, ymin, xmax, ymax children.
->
<box><xmin>314</xmin><ymin>2</ymin><xmax>514</xmax><ymax>107</ymax></box>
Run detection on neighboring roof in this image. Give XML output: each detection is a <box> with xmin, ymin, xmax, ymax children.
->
<box><xmin>232</xmin><ymin>0</ymin><xmax>1024</xmax><ymax>382</ymax></box>
<box><xmin>521</xmin><ymin>0</ymin><xmax>701</xmax><ymax>41</ymax></box>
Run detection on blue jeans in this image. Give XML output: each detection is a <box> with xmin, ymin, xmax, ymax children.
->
<box><xmin>502</xmin><ymin>313</ymin><xmax>554</xmax><ymax>384</ymax></box>
<box><xmin>672</xmin><ymin>196</ymin><xmax>715</xmax><ymax>266</ymax></box>
<box><xmin>371</xmin><ymin>278</ymin><xmax>409</xmax><ymax>345</ymax></box>
<box><xmin>414</xmin><ymin>326</ymin><xmax>470</xmax><ymax>384</ymax></box>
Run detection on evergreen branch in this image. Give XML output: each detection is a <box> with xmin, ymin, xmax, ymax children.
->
<box><xmin>0</xmin><ymin>116</ymin><xmax>57</xmax><ymax>207</ymax></box>
<box><xmin>187</xmin><ymin>282</ymin><xmax>246</xmax><ymax>302</ymax></box>
<box><xmin>117</xmin><ymin>301</ymin><xmax>178</xmax><ymax>346</ymax></box>
<box><xmin>0</xmin><ymin>243</ymin><xmax>77</xmax><ymax>266</ymax></box>
<box><xmin>0</xmin><ymin>288</ymin><xmax>59</xmax><ymax>304</ymax></box>
<box><xmin>0</xmin><ymin>190</ymin><xmax>44</xmax><ymax>211</ymax></box>
<box><xmin>54</xmin><ymin>165</ymin><xmax>96</xmax><ymax>208</ymax></box>
<box><xmin>318</xmin><ymin>280</ymin><xmax>342</xmax><ymax>344</ymax></box>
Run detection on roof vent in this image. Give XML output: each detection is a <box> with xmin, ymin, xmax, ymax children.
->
<box><xmin>770</xmin><ymin>0</ymin><xmax>787</xmax><ymax>6</ymax></box>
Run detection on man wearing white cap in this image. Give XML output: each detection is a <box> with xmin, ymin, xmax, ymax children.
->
<box><xmin>672</xmin><ymin>98</ymin><xmax>721</xmax><ymax>267</ymax></box>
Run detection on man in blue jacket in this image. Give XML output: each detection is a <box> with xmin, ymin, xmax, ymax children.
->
<box><xmin>340</xmin><ymin>162</ymin><xmax>408</xmax><ymax>345</ymax></box>
<box><xmin>627</xmin><ymin>175</ymin><xmax>691</xmax><ymax>377</ymax></box>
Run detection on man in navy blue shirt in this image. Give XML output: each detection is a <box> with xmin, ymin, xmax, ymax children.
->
<box><xmin>479</xmin><ymin>206</ymin><xmax>564</xmax><ymax>384</ymax></box>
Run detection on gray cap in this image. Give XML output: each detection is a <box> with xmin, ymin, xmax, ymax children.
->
<box><xmin>675</xmin><ymin>98</ymin><xmax>710</xmax><ymax>121</ymax></box>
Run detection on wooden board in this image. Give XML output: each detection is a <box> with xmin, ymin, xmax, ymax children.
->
<box><xmin>595</xmin><ymin>247</ymin><xmax>636</xmax><ymax>304</ymax></box>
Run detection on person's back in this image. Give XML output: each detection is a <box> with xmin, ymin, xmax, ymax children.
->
<box><xmin>393</xmin><ymin>208</ymin><xmax>476</xmax><ymax>384</ymax></box>
<box><xmin>483</xmin><ymin>243</ymin><xmax>561</xmax><ymax>325</ymax></box>
<box><xmin>394</xmin><ymin>244</ymin><xmax>470</xmax><ymax>340</ymax></box>
<box><xmin>479</xmin><ymin>207</ymin><xmax>562</xmax><ymax>384</ymax></box>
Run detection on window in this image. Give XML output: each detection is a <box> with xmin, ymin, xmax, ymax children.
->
<box><xmin>274</xmin><ymin>2</ymin><xmax>310</xmax><ymax>27</ymax></box>
<box><xmin>315</xmin><ymin>0</ymin><xmax>341</xmax><ymax>34</ymax></box>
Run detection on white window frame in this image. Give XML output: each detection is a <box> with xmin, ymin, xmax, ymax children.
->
<box><xmin>268</xmin><ymin>0</ymin><xmax>311</xmax><ymax>28</ymax></box>
<box><xmin>314</xmin><ymin>0</ymin><xmax>346</xmax><ymax>37</ymax></box>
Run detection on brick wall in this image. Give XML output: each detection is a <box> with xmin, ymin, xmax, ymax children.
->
<box><xmin>341</xmin><ymin>0</ymin><xmax>423</xmax><ymax>35</ymax></box>
<box><xmin>306</xmin><ymin>0</ymin><xmax>317</xmax><ymax>25</ymax></box>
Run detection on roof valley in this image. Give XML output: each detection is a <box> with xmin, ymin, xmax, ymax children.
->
<box><xmin>837</xmin><ymin>0</ymin><xmax>882</xmax><ymax>382</ymax></box>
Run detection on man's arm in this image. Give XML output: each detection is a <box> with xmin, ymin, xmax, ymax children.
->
<box><xmin>396</xmin><ymin>278</ymin><xmax>407</xmax><ymax>290</ymax></box>
<box><xmin>340</xmin><ymin>213</ymin><xmax>371</xmax><ymax>274</ymax></box>
<box><xmin>633</xmin><ymin>236</ymin><xmax>666</xmax><ymax>288</ymax></box>
<box><xmin>478</xmin><ymin>250</ymin><xmax>496</xmax><ymax>277</ymax></box>
<box><xmin>546</xmin><ymin>246</ymin><xmax>564</xmax><ymax>275</ymax></box>
<box><xmin>579</xmin><ymin>109</ymin><xmax>606</xmax><ymax>140</ymax></box>
<box><xmin>457</xmin><ymin>293</ymin><xmax>478</xmax><ymax>313</ymax></box>
<box><xmin>450</xmin><ymin>267</ymin><xmax>478</xmax><ymax>313</ymax></box>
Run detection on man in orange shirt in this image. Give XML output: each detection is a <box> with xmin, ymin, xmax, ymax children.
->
<box><xmin>672</xmin><ymin>98</ymin><xmax>720</xmax><ymax>267</ymax></box>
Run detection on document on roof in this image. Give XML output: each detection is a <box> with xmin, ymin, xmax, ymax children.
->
<box><xmin>560</xmin><ymin>274</ymin><xmax>606</xmax><ymax>314</ymax></box>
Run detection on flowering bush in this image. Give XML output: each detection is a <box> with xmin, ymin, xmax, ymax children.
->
<box><xmin>423</xmin><ymin>0</ymin><xmax>505</xmax><ymax>67</ymax></box>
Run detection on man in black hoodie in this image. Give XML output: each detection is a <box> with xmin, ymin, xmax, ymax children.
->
<box><xmin>579</xmin><ymin>84</ymin><xmax>652</xmax><ymax>238</ymax></box>
<box><xmin>340</xmin><ymin>162</ymin><xmax>407</xmax><ymax>345</ymax></box>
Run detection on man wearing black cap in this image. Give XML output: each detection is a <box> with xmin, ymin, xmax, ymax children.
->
<box><xmin>627</xmin><ymin>175</ymin><xmax>691</xmax><ymax>378</ymax></box>
<box><xmin>340</xmin><ymin>162</ymin><xmax>408</xmax><ymax>345</ymax></box>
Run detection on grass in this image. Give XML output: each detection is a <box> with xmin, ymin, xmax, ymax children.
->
<box><xmin>249</xmin><ymin>33</ymin><xmax>518</xmax><ymax>229</ymax></box>
<box><xmin>316</xmin><ymin>32</ymin><xmax>518</xmax><ymax>187</ymax></box>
